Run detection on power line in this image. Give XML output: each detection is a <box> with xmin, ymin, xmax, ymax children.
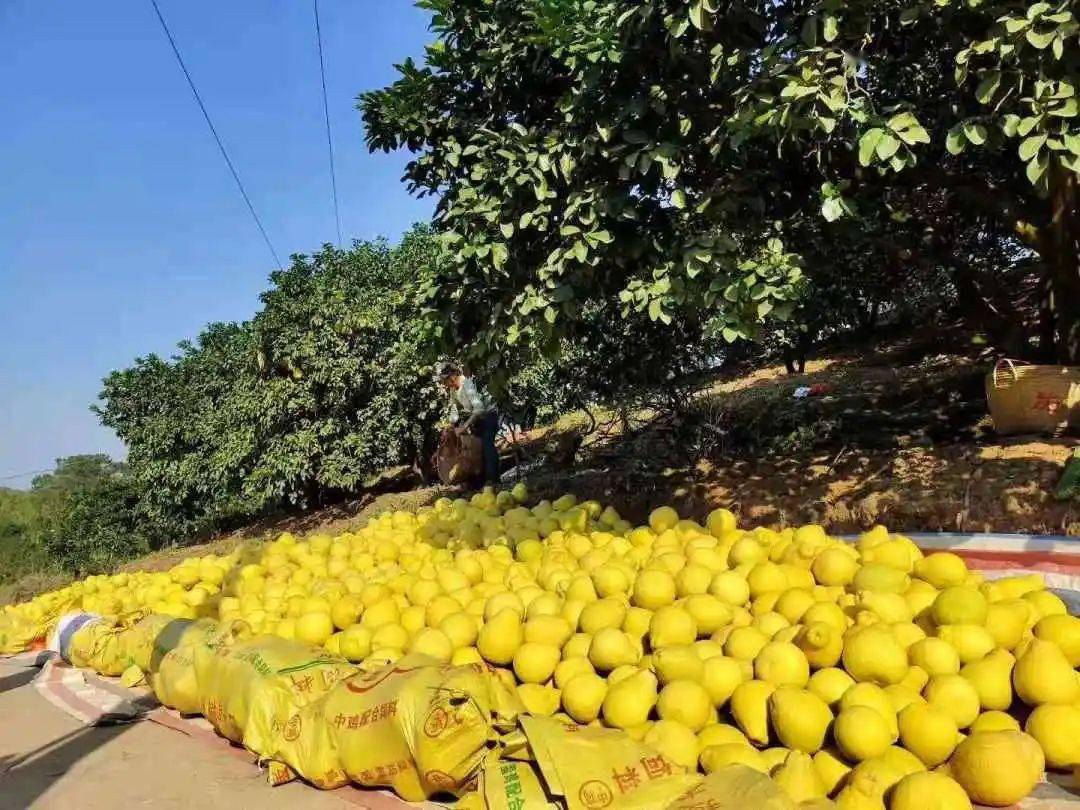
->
<box><xmin>0</xmin><ymin>469</ymin><xmax>52</xmax><ymax>482</ymax></box>
<box><xmin>147</xmin><ymin>0</ymin><xmax>283</xmax><ymax>271</ymax></box>
<box><xmin>313</xmin><ymin>0</ymin><xmax>343</xmax><ymax>247</ymax></box>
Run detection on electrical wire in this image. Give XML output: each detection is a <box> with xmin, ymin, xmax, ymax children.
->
<box><xmin>313</xmin><ymin>0</ymin><xmax>343</xmax><ymax>246</ymax></box>
<box><xmin>147</xmin><ymin>0</ymin><xmax>283</xmax><ymax>270</ymax></box>
<box><xmin>0</xmin><ymin>469</ymin><xmax>52</xmax><ymax>483</ymax></box>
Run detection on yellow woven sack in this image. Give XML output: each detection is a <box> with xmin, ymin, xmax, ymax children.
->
<box><xmin>482</xmin><ymin>757</ymin><xmax>559</xmax><ymax>810</ymax></box>
<box><xmin>121</xmin><ymin>613</ymin><xmax>181</xmax><ymax>673</ymax></box>
<box><xmin>193</xmin><ymin>635</ymin><xmax>356</xmax><ymax>755</ymax></box>
<box><xmin>150</xmin><ymin>619</ymin><xmax>248</xmax><ymax>715</ymax></box>
<box><xmin>270</xmin><ymin>654</ymin><xmax>524</xmax><ymax>800</ymax></box>
<box><xmin>0</xmin><ymin>612</ymin><xmax>45</xmax><ymax>655</ymax></box>
<box><xmin>67</xmin><ymin>616</ymin><xmax>131</xmax><ymax>676</ymax></box>
<box><xmin>520</xmin><ymin>715</ymin><xmax>701</xmax><ymax>810</ymax></box>
<box><xmin>663</xmin><ymin>765</ymin><xmax>796</xmax><ymax>810</ymax></box>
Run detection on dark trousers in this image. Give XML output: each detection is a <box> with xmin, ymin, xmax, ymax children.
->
<box><xmin>471</xmin><ymin>411</ymin><xmax>500</xmax><ymax>485</ymax></box>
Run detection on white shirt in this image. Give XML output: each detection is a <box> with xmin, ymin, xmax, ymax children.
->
<box><xmin>448</xmin><ymin>376</ymin><xmax>494</xmax><ymax>425</ymax></box>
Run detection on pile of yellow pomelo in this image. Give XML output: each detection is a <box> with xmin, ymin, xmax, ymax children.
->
<box><xmin>6</xmin><ymin>483</ymin><xmax>1080</xmax><ymax>809</ymax></box>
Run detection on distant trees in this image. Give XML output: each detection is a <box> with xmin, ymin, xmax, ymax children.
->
<box><xmin>94</xmin><ymin>228</ymin><xmax>446</xmax><ymax>538</ymax></box>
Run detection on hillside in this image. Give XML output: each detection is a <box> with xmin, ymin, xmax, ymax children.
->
<box><xmin>4</xmin><ymin>323</ymin><xmax>1076</xmax><ymax>607</ymax></box>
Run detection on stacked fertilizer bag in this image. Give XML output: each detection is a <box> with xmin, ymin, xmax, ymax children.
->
<box><xmin>3</xmin><ymin>483</ymin><xmax>1080</xmax><ymax>809</ymax></box>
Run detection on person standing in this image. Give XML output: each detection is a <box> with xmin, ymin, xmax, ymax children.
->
<box><xmin>438</xmin><ymin>364</ymin><xmax>500</xmax><ymax>486</ymax></box>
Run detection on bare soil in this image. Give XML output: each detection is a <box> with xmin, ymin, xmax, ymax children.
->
<box><xmin>3</xmin><ymin>323</ymin><xmax>1077</xmax><ymax>608</ymax></box>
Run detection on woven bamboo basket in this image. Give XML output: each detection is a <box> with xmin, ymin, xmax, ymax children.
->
<box><xmin>985</xmin><ymin>359</ymin><xmax>1080</xmax><ymax>436</ymax></box>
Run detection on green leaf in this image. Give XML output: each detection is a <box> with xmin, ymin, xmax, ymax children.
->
<box><xmin>899</xmin><ymin>6</ymin><xmax>920</xmax><ymax>25</ymax></box>
<box><xmin>721</xmin><ymin>327</ymin><xmax>739</xmax><ymax>343</ymax></box>
<box><xmin>1026</xmin><ymin>153</ymin><xmax>1048</xmax><ymax>184</ymax></box>
<box><xmin>963</xmin><ymin>122</ymin><xmax>988</xmax><ymax>145</ymax></box>
<box><xmin>858</xmin><ymin>128</ymin><xmax>884</xmax><ymax>166</ymax></box>
<box><xmin>1017</xmin><ymin>116</ymin><xmax>1040</xmax><ymax>136</ymax></box>
<box><xmin>975</xmin><ymin>72</ymin><xmax>1000</xmax><ymax>104</ymax></box>
<box><xmin>672</xmin><ymin>189</ymin><xmax>688</xmax><ymax>209</ymax></box>
<box><xmin>689</xmin><ymin>0</ymin><xmax>711</xmax><ymax>30</ymax></box>
<box><xmin>572</xmin><ymin>241</ymin><xmax>589</xmax><ymax>263</ymax></box>
<box><xmin>801</xmin><ymin>15</ymin><xmax>818</xmax><ymax>45</ymax></box>
<box><xmin>648</xmin><ymin>299</ymin><xmax>663</xmax><ymax>321</ymax></box>
<box><xmin>500</xmin><ymin>223</ymin><xmax>515</xmax><ymax>239</ymax></box>
<box><xmin>876</xmin><ymin>132</ymin><xmax>901</xmax><ymax>160</ymax></box>
<box><xmin>590</xmin><ymin>230</ymin><xmax>613</xmax><ymax>244</ymax></box>
<box><xmin>1027</xmin><ymin>2</ymin><xmax>1050</xmax><ymax>20</ymax></box>
<box><xmin>1026</xmin><ymin>29</ymin><xmax>1055</xmax><ymax>49</ymax></box>
<box><xmin>821</xmin><ymin>197</ymin><xmax>844</xmax><ymax>222</ymax></box>
<box><xmin>520</xmin><ymin>211</ymin><xmax>534</xmax><ymax>228</ymax></box>
<box><xmin>1004</xmin><ymin>16</ymin><xmax>1029</xmax><ymax>33</ymax></box>
<box><xmin>946</xmin><ymin>126</ymin><xmax>967</xmax><ymax>154</ymax></box>
<box><xmin>823</xmin><ymin>15</ymin><xmax>839</xmax><ymax>42</ymax></box>
<box><xmin>1065</xmin><ymin>134</ymin><xmax>1080</xmax><ymax>156</ymax></box>
<box><xmin>1051</xmin><ymin>99</ymin><xmax>1079</xmax><ymax>118</ymax></box>
<box><xmin>543</xmin><ymin>306</ymin><xmax>557</xmax><ymax>324</ymax></box>
<box><xmin>1001</xmin><ymin>115</ymin><xmax>1022</xmax><ymax>137</ymax></box>
<box><xmin>757</xmin><ymin>300</ymin><xmax>774</xmax><ymax>318</ymax></box>
<box><xmin>1019</xmin><ymin>133</ymin><xmax>1047</xmax><ymax>161</ymax></box>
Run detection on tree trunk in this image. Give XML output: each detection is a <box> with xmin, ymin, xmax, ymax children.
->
<box><xmin>1044</xmin><ymin>165</ymin><xmax>1080</xmax><ymax>364</ymax></box>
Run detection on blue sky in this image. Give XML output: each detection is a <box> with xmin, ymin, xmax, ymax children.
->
<box><xmin>0</xmin><ymin>1</ymin><xmax>434</xmax><ymax>488</ymax></box>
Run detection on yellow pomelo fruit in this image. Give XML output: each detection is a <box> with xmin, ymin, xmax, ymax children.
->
<box><xmin>517</xmin><ymin>683</ymin><xmax>561</xmax><ymax>716</ymax></box>
<box><xmin>513</xmin><ymin>642</ymin><xmax>561</xmax><ymax>684</ymax></box>
<box><xmin>754</xmin><ymin>641</ymin><xmax>810</xmax><ymax>687</ymax></box>
<box><xmin>959</xmin><ymin>648</ymin><xmax>1014</xmax><ymax>712</ymax></box>
<box><xmin>773</xmin><ymin>750</ymin><xmax>827</xmax><ymax>803</ymax></box>
<box><xmin>813</xmin><ymin>747</ymin><xmax>852</xmax><ymax>796</ymax></box>
<box><xmin>588</xmin><ymin>627</ymin><xmax>639</xmax><ymax>672</ymax></box>
<box><xmin>970</xmin><ymin>710</ymin><xmax>1020</xmax><ymax>734</ymax></box>
<box><xmin>439</xmin><ymin>612</ymin><xmax>479</xmax><ymax>649</ymax></box>
<box><xmin>295</xmin><ymin>611</ymin><xmax>334</xmax><ymax>646</ymax></box>
<box><xmin>768</xmin><ymin>686</ymin><xmax>832</xmax><ymax>753</ymax></box>
<box><xmin>696</xmin><ymin>723</ymin><xmax>749</xmax><ymax>751</ymax></box>
<box><xmin>709</xmin><ymin>571</ymin><xmax>751</xmax><ymax>606</ymax></box>
<box><xmin>653</xmin><ymin>645</ymin><xmax>704</xmax><ymax>685</ymax></box>
<box><xmin>700</xmin><ymin>743</ymin><xmax>768</xmax><ymax>774</ymax></box>
<box><xmin>338</xmin><ymin>625</ymin><xmax>372</xmax><ymax>662</ymax></box>
<box><xmin>889</xmin><ymin>771</ymin><xmax>971</xmax><ymax>810</ymax></box>
<box><xmin>897</xmin><ymin>702</ymin><xmax>958</xmax><ymax>767</ymax></box>
<box><xmin>729</xmin><ymin>679</ymin><xmax>776</xmax><ymax>745</ymax></box>
<box><xmin>561</xmin><ymin>673</ymin><xmax>607</xmax><ymax>723</ymax></box>
<box><xmin>701</xmin><ymin>655</ymin><xmax>745</xmax><ymax>707</ymax></box>
<box><xmin>937</xmin><ymin>624</ymin><xmax>996</xmax><ymax>664</ymax></box>
<box><xmin>1024</xmin><ymin>703</ymin><xmax>1080</xmax><ymax>770</ymax></box>
<box><xmin>1033</xmin><ymin>613</ymin><xmax>1080</xmax><ymax>666</ymax></box>
<box><xmin>908</xmin><ymin>638</ymin><xmax>960</xmax><ymax>676</ymax></box>
<box><xmin>656</xmin><ymin>680</ymin><xmax>713</xmax><ymax>731</ymax></box>
<box><xmin>410</xmin><ymin>628</ymin><xmax>454</xmax><ymax>663</ymax></box>
<box><xmin>808</xmin><ymin>667</ymin><xmax>856</xmax><ymax>707</ymax></box>
<box><xmin>840</xmin><ymin>683</ymin><xmax>899</xmax><ymax>740</ymax></box>
<box><xmin>477</xmin><ymin>608</ymin><xmax>524</xmax><ymax>666</ymax></box>
<box><xmin>914</xmin><ymin>553</ymin><xmax>968</xmax><ymax>589</ymax></box>
<box><xmin>602</xmin><ymin>669</ymin><xmax>658</xmax><ymax>729</ymax></box>
<box><xmin>553</xmin><ymin>656</ymin><xmax>594</xmax><ymax>689</ymax></box>
<box><xmin>649</xmin><ymin>605</ymin><xmax>698</xmax><ymax>649</ymax></box>
<box><xmin>834</xmin><ymin>706</ymin><xmax>892</xmax><ymax>762</ymax></box>
<box><xmin>949</xmin><ymin>731</ymin><xmax>1044</xmax><ymax>807</ymax></box>
<box><xmin>643</xmin><ymin>720</ymin><xmax>699</xmax><ymax>769</ymax></box>
<box><xmin>578</xmin><ymin>598</ymin><xmax>627</xmax><ymax>634</ymax></box>
<box><xmin>931</xmin><ymin>587</ymin><xmax>987</xmax><ymax>626</ymax></box>
<box><xmin>795</xmin><ymin>622</ymin><xmax>843</xmax><ymax>670</ymax></box>
<box><xmin>1012</xmin><ymin>638</ymin><xmax>1079</xmax><ymax>706</ymax></box>
<box><xmin>632</xmin><ymin>569</ymin><xmax>677</xmax><ymax>610</ymax></box>
<box><xmin>724</xmin><ymin>626</ymin><xmax>770</xmax><ymax>660</ymax></box>
<box><xmin>842</xmin><ymin>624</ymin><xmax>908</xmax><ymax>686</ymax></box>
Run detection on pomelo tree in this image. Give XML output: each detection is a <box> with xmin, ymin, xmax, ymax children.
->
<box><xmin>362</xmin><ymin>0</ymin><xmax>1080</xmax><ymax>364</ymax></box>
